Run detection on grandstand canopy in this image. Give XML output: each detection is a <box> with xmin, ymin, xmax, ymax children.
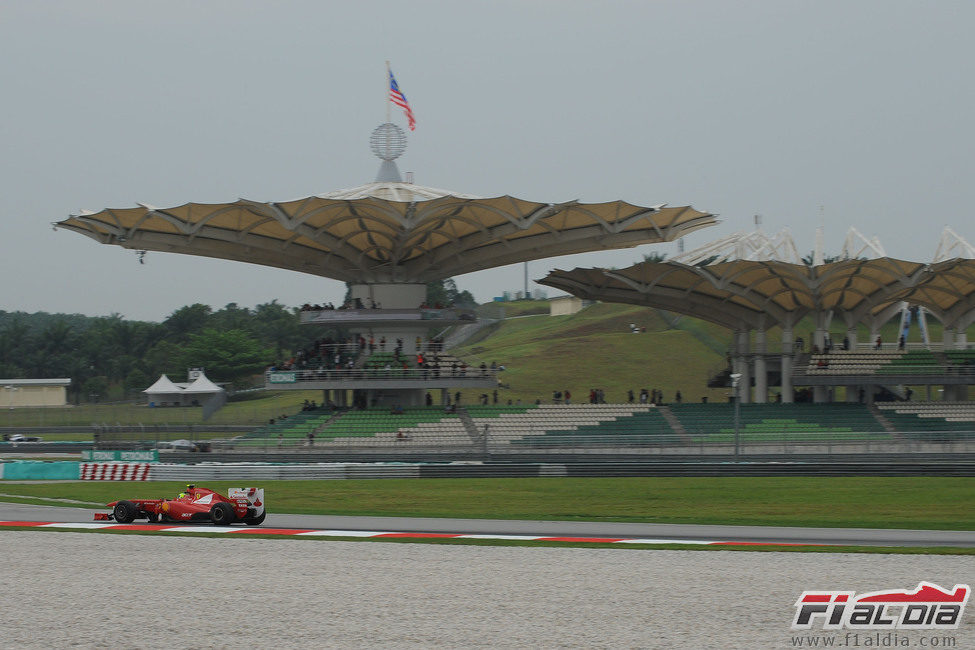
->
<box><xmin>896</xmin><ymin>259</ymin><xmax>975</xmax><ymax>329</ymax></box>
<box><xmin>54</xmin><ymin>182</ymin><xmax>716</xmax><ymax>284</ymax></box>
<box><xmin>539</xmin><ymin>257</ymin><xmax>945</xmax><ymax>331</ymax></box>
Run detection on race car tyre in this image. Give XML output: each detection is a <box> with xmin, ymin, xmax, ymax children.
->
<box><xmin>243</xmin><ymin>510</ymin><xmax>266</xmax><ymax>526</ymax></box>
<box><xmin>210</xmin><ymin>502</ymin><xmax>236</xmax><ymax>526</ymax></box>
<box><xmin>113</xmin><ymin>500</ymin><xmax>138</xmax><ymax>524</ymax></box>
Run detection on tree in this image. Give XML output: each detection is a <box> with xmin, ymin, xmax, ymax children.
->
<box><xmin>164</xmin><ymin>304</ymin><xmax>212</xmax><ymax>340</ymax></box>
<box><xmin>176</xmin><ymin>329</ymin><xmax>273</xmax><ymax>388</ymax></box>
<box><xmin>426</xmin><ymin>278</ymin><xmax>476</xmax><ymax>307</ymax></box>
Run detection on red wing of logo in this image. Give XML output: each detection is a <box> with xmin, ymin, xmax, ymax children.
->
<box><xmin>856</xmin><ymin>583</ymin><xmax>969</xmax><ymax>603</ymax></box>
<box><xmin>793</xmin><ymin>582</ymin><xmax>970</xmax><ymax>631</ymax></box>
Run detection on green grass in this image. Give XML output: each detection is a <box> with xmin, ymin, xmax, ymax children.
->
<box><xmin>1</xmin><ymin>477</ymin><xmax>972</xmax><ymax>531</ymax></box>
<box><xmin>454</xmin><ymin>302</ymin><xmax>731</xmax><ymax>404</ymax></box>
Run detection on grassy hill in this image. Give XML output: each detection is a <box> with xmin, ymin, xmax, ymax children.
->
<box><xmin>453</xmin><ymin>301</ymin><xmax>733</xmax><ymax>405</ymax></box>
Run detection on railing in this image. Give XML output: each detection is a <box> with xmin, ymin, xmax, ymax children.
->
<box><xmin>795</xmin><ymin>364</ymin><xmax>975</xmax><ymax>378</ymax></box>
<box><xmin>299</xmin><ymin>307</ymin><xmax>476</xmax><ymax>324</ymax></box>
<box><xmin>209</xmin><ymin>429</ymin><xmax>975</xmax><ymax>456</ymax></box>
<box><xmin>266</xmin><ymin>367</ymin><xmax>500</xmax><ymax>384</ymax></box>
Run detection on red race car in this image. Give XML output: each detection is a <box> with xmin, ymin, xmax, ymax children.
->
<box><xmin>95</xmin><ymin>485</ymin><xmax>266</xmax><ymax>526</ymax></box>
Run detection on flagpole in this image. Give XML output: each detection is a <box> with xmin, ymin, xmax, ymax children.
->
<box><xmin>385</xmin><ymin>60</ymin><xmax>391</xmax><ymax>124</ymax></box>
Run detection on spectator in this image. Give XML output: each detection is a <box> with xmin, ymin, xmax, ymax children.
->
<box><xmin>875</xmin><ymin>335</ymin><xmax>882</xmax><ymax>350</ymax></box>
<box><xmin>675</xmin><ymin>390</ymin><xmax>682</xmax><ymax>403</ymax></box>
<box><xmin>898</xmin><ymin>335</ymin><xmax>906</xmax><ymax>351</ymax></box>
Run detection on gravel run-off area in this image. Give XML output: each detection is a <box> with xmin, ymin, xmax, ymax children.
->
<box><xmin>0</xmin><ymin>531</ymin><xmax>972</xmax><ymax>649</ymax></box>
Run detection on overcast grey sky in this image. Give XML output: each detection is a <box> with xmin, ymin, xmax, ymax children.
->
<box><xmin>2</xmin><ymin>1</ymin><xmax>973</xmax><ymax>322</ymax></box>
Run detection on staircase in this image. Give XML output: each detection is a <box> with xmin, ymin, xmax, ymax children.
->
<box><xmin>456</xmin><ymin>407</ymin><xmax>484</xmax><ymax>445</ymax></box>
<box><xmin>867</xmin><ymin>403</ymin><xmax>899</xmax><ymax>435</ymax></box>
<box><xmin>656</xmin><ymin>405</ymin><xmax>693</xmax><ymax>443</ymax></box>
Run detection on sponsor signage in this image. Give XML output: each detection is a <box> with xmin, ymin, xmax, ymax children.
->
<box><xmin>81</xmin><ymin>450</ymin><xmax>159</xmax><ymax>462</ymax></box>
<box><xmin>268</xmin><ymin>371</ymin><xmax>297</xmax><ymax>384</ymax></box>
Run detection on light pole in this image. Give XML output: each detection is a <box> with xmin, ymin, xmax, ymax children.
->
<box><xmin>730</xmin><ymin>373</ymin><xmax>742</xmax><ymax>460</ymax></box>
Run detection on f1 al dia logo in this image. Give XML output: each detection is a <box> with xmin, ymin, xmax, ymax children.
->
<box><xmin>792</xmin><ymin>582</ymin><xmax>970</xmax><ymax>630</ymax></box>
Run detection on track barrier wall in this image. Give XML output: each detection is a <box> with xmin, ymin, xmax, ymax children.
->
<box><xmin>2</xmin><ymin>460</ymin><xmax>975</xmax><ymax>481</ymax></box>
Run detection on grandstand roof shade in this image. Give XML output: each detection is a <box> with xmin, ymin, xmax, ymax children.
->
<box><xmin>896</xmin><ymin>259</ymin><xmax>975</xmax><ymax>328</ymax></box>
<box><xmin>539</xmin><ymin>257</ymin><xmax>975</xmax><ymax>331</ymax></box>
<box><xmin>54</xmin><ymin>181</ymin><xmax>716</xmax><ymax>284</ymax></box>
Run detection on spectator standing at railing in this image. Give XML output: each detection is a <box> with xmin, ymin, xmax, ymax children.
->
<box><xmin>898</xmin><ymin>335</ymin><xmax>906</xmax><ymax>350</ymax></box>
<box><xmin>875</xmin><ymin>335</ymin><xmax>882</xmax><ymax>350</ymax></box>
<box><xmin>564</xmin><ymin>390</ymin><xmax>571</xmax><ymax>404</ymax></box>
<box><xmin>380</xmin><ymin>336</ymin><xmax>386</xmax><ymax>350</ymax></box>
<box><xmin>628</xmin><ymin>389</ymin><xmax>635</xmax><ymax>404</ymax></box>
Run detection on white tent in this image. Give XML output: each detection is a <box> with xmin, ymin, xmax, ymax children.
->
<box><xmin>143</xmin><ymin>374</ymin><xmax>185</xmax><ymax>406</ymax></box>
<box><xmin>182</xmin><ymin>373</ymin><xmax>224</xmax><ymax>395</ymax></box>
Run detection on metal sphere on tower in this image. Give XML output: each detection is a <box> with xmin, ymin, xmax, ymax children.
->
<box><xmin>370</xmin><ymin>123</ymin><xmax>407</xmax><ymax>161</ymax></box>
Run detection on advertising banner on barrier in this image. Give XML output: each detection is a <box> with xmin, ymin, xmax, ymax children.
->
<box><xmin>268</xmin><ymin>372</ymin><xmax>297</xmax><ymax>384</ymax></box>
<box><xmin>80</xmin><ymin>450</ymin><xmax>158</xmax><ymax>462</ymax></box>
<box><xmin>0</xmin><ymin>461</ymin><xmax>81</xmax><ymax>480</ymax></box>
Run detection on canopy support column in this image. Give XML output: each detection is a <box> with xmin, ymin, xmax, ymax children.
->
<box><xmin>780</xmin><ymin>326</ymin><xmax>794</xmax><ymax>403</ymax></box>
<box><xmin>753</xmin><ymin>330</ymin><xmax>768</xmax><ymax>403</ymax></box>
<box><xmin>735</xmin><ymin>329</ymin><xmax>751</xmax><ymax>404</ymax></box>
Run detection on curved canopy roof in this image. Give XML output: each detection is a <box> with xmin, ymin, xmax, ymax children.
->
<box><xmin>896</xmin><ymin>259</ymin><xmax>975</xmax><ymax>328</ymax></box>
<box><xmin>55</xmin><ymin>182</ymin><xmax>716</xmax><ymax>284</ymax></box>
<box><xmin>539</xmin><ymin>257</ymin><xmax>954</xmax><ymax>331</ymax></box>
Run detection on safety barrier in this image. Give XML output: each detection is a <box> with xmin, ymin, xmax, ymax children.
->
<box><xmin>79</xmin><ymin>463</ymin><xmax>151</xmax><ymax>481</ymax></box>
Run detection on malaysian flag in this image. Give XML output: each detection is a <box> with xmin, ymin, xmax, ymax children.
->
<box><xmin>388</xmin><ymin>67</ymin><xmax>416</xmax><ymax>131</ymax></box>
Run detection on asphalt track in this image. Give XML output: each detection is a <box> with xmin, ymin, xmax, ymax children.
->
<box><xmin>1</xmin><ymin>502</ymin><xmax>973</xmax><ymax>546</ymax></box>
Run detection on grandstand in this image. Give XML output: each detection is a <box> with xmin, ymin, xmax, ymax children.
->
<box><xmin>467</xmin><ymin>404</ymin><xmax>673</xmax><ymax>446</ymax></box>
<box><xmin>225</xmin><ymin>400</ymin><xmax>975</xmax><ymax>452</ymax></box>
<box><xmin>803</xmin><ymin>350</ymin><xmax>905</xmax><ymax>376</ymax></box>
<box><xmin>875</xmin><ymin>402</ymin><xmax>975</xmax><ymax>439</ymax></box>
<box><xmin>669</xmin><ymin>403</ymin><xmax>889</xmax><ymax>443</ymax></box>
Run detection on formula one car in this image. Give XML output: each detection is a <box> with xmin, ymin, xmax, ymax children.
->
<box><xmin>94</xmin><ymin>485</ymin><xmax>266</xmax><ymax>526</ymax></box>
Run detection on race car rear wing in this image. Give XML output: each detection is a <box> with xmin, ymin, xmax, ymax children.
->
<box><xmin>228</xmin><ymin>487</ymin><xmax>265</xmax><ymax>517</ymax></box>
